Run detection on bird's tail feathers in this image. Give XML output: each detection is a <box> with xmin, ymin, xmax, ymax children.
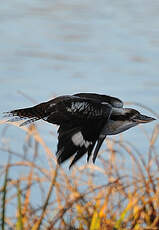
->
<box><xmin>3</xmin><ymin>103</ymin><xmax>47</xmax><ymax>126</ymax></box>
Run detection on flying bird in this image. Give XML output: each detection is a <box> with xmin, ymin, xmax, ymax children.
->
<box><xmin>4</xmin><ymin>93</ymin><xmax>155</xmax><ymax>168</ymax></box>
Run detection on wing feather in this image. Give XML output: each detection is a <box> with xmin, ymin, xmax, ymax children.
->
<box><xmin>4</xmin><ymin>93</ymin><xmax>113</xmax><ymax>167</ymax></box>
<box><xmin>53</xmin><ymin>96</ymin><xmax>112</xmax><ymax>122</ymax></box>
<box><xmin>74</xmin><ymin>93</ymin><xmax>123</xmax><ymax>108</ymax></box>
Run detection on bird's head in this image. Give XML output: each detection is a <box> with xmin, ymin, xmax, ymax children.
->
<box><xmin>106</xmin><ymin>108</ymin><xmax>156</xmax><ymax>136</ymax></box>
<box><xmin>124</xmin><ymin>108</ymin><xmax>156</xmax><ymax>124</ymax></box>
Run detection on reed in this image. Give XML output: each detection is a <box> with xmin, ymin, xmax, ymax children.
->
<box><xmin>0</xmin><ymin>103</ymin><xmax>158</xmax><ymax>230</ymax></box>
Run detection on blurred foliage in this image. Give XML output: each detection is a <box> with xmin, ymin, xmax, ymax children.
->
<box><xmin>0</xmin><ymin>103</ymin><xmax>159</xmax><ymax>230</ymax></box>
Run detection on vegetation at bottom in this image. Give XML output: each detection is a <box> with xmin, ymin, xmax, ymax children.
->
<box><xmin>0</xmin><ymin>103</ymin><xmax>159</xmax><ymax>230</ymax></box>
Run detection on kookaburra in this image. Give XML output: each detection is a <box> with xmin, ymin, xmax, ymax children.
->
<box><xmin>5</xmin><ymin>93</ymin><xmax>155</xmax><ymax>168</ymax></box>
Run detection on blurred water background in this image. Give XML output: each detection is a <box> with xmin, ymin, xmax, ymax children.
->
<box><xmin>0</xmin><ymin>0</ymin><xmax>158</xmax><ymax>170</ymax></box>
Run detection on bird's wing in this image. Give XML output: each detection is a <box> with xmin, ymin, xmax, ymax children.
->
<box><xmin>4</xmin><ymin>95</ymin><xmax>112</xmax><ymax>127</ymax></box>
<box><xmin>4</xmin><ymin>95</ymin><xmax>112</xmax><ymax>167</ymax></box>
<box><xmin>74</xmin><ymin>93</ymin><xmax>123</xmax><ymax>108</ymax></box>
<box><xmin>56</xmin><ymin>118</ymin><xmax>107</xmax><ymax>168</ymax></box>
<box><xmin>58</xmin><ymin>96</ymin><xmax>112</xmax><ymax>119</ymax></box>
<box><xmin>92</xmin><ymin>136</ymin><xmax>106</xmax><ymax>163</ymax></box>
<box><xmin>55</xmin><ymin>97</ymin><xmax>113</xmax><ymax>167</ymax></box>
<box><xmin>40</xmin><ymin>96</ymin><xmax>112</xmax><ymax>126</ymax></box>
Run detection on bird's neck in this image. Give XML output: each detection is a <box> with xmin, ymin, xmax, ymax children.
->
<box><xmin>101</xmin><ymin>119</ymin><xmax>137</xmax><ymax>135</ymax></box>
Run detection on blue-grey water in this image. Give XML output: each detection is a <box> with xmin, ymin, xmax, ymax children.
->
<box><xmin>0</xmin><ymin>0</ymin><xmax>159</xmax><ymax>218</ymax></box>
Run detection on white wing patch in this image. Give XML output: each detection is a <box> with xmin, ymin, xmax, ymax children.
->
<box><xmin>71</xmin><ymin>131</ymin><xmax>92</xmax><ymax>148</ymax></box>
<box><xmin>72</xmin><ymin>132</ymin><xmax>84</xmax><ymax>146</ymax></box>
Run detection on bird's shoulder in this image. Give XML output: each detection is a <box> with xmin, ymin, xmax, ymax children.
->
<box><xmin>74</xmin><ymin>93</ymin><xmax>123</xmax><ymax>108</ymax></box>
<box><xmin>54</xmin><ymin>95</ymin><xmax>112</xmax><ymax>120</ymax></box>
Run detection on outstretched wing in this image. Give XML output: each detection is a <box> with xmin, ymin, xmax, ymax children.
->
<box><xmin>55</xmin><ymin>97</ymin><xmax>112</xmax><ymax>168</ymax></box>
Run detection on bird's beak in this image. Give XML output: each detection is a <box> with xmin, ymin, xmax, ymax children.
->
<box><xmin>133</xmin><ymin>114</ymin><xmax>156</xmax><ymax>123</ymax></box>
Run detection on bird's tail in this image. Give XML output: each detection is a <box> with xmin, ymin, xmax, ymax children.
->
<box><xmin>3</xmin><ymin>96</ymin><xmax>71</xmax><ymax>126</ymax></box>
<box><xmin>4</xmin><ymin>102</ymin><xmax>49</xmax><ymax>126</ymax></box>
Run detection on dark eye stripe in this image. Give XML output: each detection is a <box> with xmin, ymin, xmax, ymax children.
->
<box><xmin>110</xmin><ymin>114</ymin><xmax>132</xmax><ymax>121</ymax></box>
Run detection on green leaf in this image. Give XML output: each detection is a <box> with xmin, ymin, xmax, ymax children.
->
<box><xmin>90</xmin><ymin>210</ymin><xmax>100</xmax><ymax>230</ymax></box>
<box><xmin>114</xmin><ymin>207</ymin><xmax>129</xmax><ymax>229</ymax></box>
<box><xmin>16</xmin><ymin>182</ymin><xmax>24</xmax><ymax>230</ymax></box>
<box><xmin>1</xmin><ymin>164</ymin><xmax>9</xmax><ymax>230</ymax></box>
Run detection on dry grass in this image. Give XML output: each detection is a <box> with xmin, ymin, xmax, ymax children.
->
<box><xmin>0</xmin><ymin>103</ymin><xmax>159</xmax><ymax>230</ymax></box>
